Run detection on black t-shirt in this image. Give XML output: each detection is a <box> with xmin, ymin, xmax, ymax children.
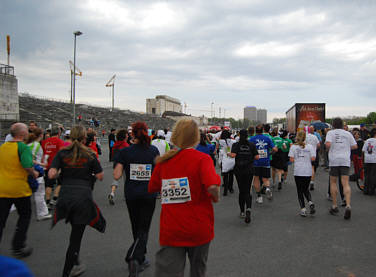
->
<box><xmin>231</xmin><ymin>141</ymin><xmax>258</xmax><ymax>170</ymax></box>
<box><xmin>115</xmin><ymin>144</ymin><xmax>159</xmax><ymax>200</ymax></box>
<box><xmin>51</xmin><ymin>149</ymin><xmax>102</xmax><ymax>187</ymax></box>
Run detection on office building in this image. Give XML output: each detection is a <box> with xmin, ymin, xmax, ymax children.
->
<box><xmin>244</xmin><ymin>106</ymin><xmax>267</xmax><ymax>124</ymax></box>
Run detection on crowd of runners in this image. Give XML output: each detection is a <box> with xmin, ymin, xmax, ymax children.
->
<box><xmin>0</xmin><ymin>118</ymin><xmax>376</xmax><ymax>277</ymax></box>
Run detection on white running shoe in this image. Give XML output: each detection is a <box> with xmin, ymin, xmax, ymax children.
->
<box><xmin>37</xmin><ymin>214</ymin><xmax>52</xmax><ymax>221</ymax></box>
<box><xmin>300</xmin><ymin>208</ymin><xmax>307</xmax><ymax>217</ymax></box>
<box><xmin>266</xmin><ymin>188</ymin><xmax>273</xmax><ymax>200</ymax></box>
<box><xmin>256</xmin><ymin>196</ymin><xmax>263</xmax><ymax>204</ymax></box>
<box><xmin>239</xmin><ymin>212</ymin><xmax>245</xmax><ymax>218</ymax></box>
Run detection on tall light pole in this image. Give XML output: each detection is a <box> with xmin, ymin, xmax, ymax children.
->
<box><xmin>72</xmin><ymin>30</ymin><xmax>83</xmax><ymax>126</ymax></box>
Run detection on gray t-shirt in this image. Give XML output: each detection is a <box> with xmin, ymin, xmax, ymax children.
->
<box><xmin>325</xmin><ymin>129</ymin><xmax>356</xmax><ymax>167</ymax></box>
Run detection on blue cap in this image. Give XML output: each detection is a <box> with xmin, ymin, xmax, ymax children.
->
<box><xmin>360</xmin><ymin>123</ymin><xmax>365</xmax><ymax>127</ymax></box>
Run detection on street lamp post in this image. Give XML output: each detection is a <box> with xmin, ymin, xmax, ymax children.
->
<box><xmin>72</xmin><ymin>30</ymin><xmax>83</xmax><ymax>126</ymax></box>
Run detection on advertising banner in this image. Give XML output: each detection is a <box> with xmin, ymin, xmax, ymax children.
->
<box><xmin>296</xmin><ymin>103</ymin><xmax>325</xmax><ymax>131</ymax></box>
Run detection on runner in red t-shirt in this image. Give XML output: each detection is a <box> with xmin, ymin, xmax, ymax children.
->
<box><xmin>149</xmin><ymin>119</ymin><xmax>220</xmax><ymax>277</ymax></box>
<box><xmin>108</xmin><ymin>129</ymin><xmax>129</xmax><ymax>205</ymax></box>
<box><xmin>41</xmin><ymin>127</ymin><xmax>64</xmax><ymax>208</ymax></box>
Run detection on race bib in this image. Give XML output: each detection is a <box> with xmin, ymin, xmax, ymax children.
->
<box><xmin>161</xmin><ymin>177</ymin><xmax>191</xmax><ymax>204</ymax></box>
<box><xmin>258</xmin><ymin>149</ymin><xmax>268</xmax><ymax>159</ymax></box>
<box><xmin>130</xmin><ymin>164</ymin><xmax>152</xmax><ymax>181</ymax></box>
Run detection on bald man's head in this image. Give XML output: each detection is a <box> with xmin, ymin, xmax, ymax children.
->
<box><xmin>10</xmin><ymin>123</ymin><xmax>29</xmax><ymax>140</ymax></box>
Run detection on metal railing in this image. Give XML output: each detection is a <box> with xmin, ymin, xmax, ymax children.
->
<box><xmin>0</xmin><ymin>64</ymin><xmax>14</xmax><ymax>76</ymax></box>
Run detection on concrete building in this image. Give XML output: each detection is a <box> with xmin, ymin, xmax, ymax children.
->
<box><xmin>244</xmin><ymin>106</ymin><xmax>267</xmax><ymax>123</ymax></box>
<box><xmin>244</xmin><ymin>106</ymin><xmax>257</xmax><ymax>122</ymax></box>
<box><xmin>146</xmin><ymin>95</ymin><xmax>182</xmax><ymax>116</ymax></box>
<box><xmin>257</xmin><ymin>109</ymin><xmax>267</xmax><ymax>124</ymax></box>
<box><xmin>0</xmin><ymin>64</ymin><xmax>19</xmax><ymax>121</ymax></box>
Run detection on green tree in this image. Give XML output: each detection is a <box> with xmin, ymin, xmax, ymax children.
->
<box><xmin>365</xmin><ymin>112</ymin><xmax>376</xmax><ymax>124</ymax></box>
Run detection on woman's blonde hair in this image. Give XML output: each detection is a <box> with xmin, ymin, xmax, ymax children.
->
<box><xmin>295</xmin><ymin>131</ymin><xmax>306</xmax><ymax>148</ymax></box>
<box><xmin>65</xmin><ymin>125</ymin><xmax>94</xmax><ymax>164</ymax></box>
<box><xmin>156</xmin><ymin>119</ymin><xmax>200</xmax><ymax>164</ymax></box>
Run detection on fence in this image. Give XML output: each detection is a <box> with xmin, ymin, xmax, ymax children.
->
<box><xmin>0</xmin><ymin>64</ymin><xmax>14</xmax><ymax>76</ymax></box>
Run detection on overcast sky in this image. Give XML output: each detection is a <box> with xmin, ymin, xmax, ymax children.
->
<box><xmin>1</xmin><ymin>0</ymin><xmax>376</xmax><ymax>121</ymax></box>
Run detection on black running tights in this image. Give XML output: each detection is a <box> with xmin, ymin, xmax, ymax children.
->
<box><xmin>235</xmin><ymin>171</ymin><xmax>253</xmax><ymax>212</ymax></box>
<box><xmin>222</xmin><ymin>170</ymin><xmax>234</xmax><ymax>194</ymax></box>
<box><xmin>62</xmin><ymin>224</ymin><xmax>86</xmax><ymax>277</ymax></box>
<box><xmin>294</xmin><ymin>176</ymin><xmax>312</xmax><ymax>208</ymax></box>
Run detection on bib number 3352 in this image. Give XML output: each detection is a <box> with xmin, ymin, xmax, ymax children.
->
<box><xmin>161</xmin><ymin>177</ymin><xmax>191</xmax><ymax>204</ymax></box>
<box><xmin>130</xmin><ymin>164</ymin><xmax>152</xmax><ymax>181</ymax></box>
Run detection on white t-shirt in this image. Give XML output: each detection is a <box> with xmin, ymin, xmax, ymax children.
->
<box><xmin>5</xmin><ymin>134</ymin><xmax>13</xmax><ymax>142</ymax></box>
<box><xmin>164</xmin><ymin>131</ymin><xmax>172</xmax><ymax>144</ymax></box>
<box><xmin>214</xmin><ymin>131</ymin><xmax>222</xmax><ymax>141</ymax></box>
<box><xmin>218</xmin><ymin>138</ymin><xmax>235</xmax><ymax>164</ymax></box>
<box><xmin>362</xmin><ymin>138</ymin><xmax>376</xmax><ymax>164</ymax></box>
<box><xmin>151</xmin><ymin>139</ymin><xmax>170</xmax><ymax>156</ymax></box>
<box><xmin>289</xmin><ymin>144</ymin><xmax>316</xmax><ymax>177</ymax></box>
<box><xmin>325</xmin><ymin>129</ymin><xmax>357</xmax><ymax>167</ymax></box>
<box><xmin>306</xmin><ymin>133</ymin><xmax>320</xmax><ymax>153</ymax></box>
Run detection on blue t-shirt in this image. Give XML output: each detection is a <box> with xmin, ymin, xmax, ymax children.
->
<box><xmin>195</xmin><ymin>143</ymin><xmax>215</xmax><ymax>156</ymax></box>
<box><xmin>249</xmin><ymin>134</ymin><xmax>275</xmax><ymax>167</ymax></box>
<box><xmin>0</xmin><ymin>255</ymin><xmax>34</xmax><ymax>277</ymax></box>
<box><xmin>115</xmin><ymin>144</ymin><xmax>159</xmax><ymax>200</ymax></box>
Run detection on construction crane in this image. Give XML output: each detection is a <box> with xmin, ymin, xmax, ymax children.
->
<box><xmin>69</xmin><ymin>60</ymin><xmax>82</xmax><ymax>103</ymax></box>
<box><xmin>106</xmin><ymin>74</ymin><xmax>116</xmax><ymax>111</ymax></box>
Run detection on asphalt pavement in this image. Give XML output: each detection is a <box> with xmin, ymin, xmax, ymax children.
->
<box><xmin>1</xmin><ymin>146</ymin><xmax>376</xmax><ymax>277</ymax></box>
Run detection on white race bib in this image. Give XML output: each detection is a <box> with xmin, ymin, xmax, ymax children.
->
<box><xmin>161</xmin><ymin>177</ymin><xmax>191</xmax><ymax>204</ymax></box>
<box><xmin>258</xmin><ymin>149</ymin><xmax>267</xmax><ymax>159</ymax></box>
<box><xmin>130</xmin><ymin>164</ymin><xmax>152</xmax><ymax>181</ymax></box>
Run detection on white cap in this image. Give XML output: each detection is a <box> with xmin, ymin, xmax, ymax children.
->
<box><xmin>157</xmin><ymin>130</ymin><xmax>165</xmax><ymax>137</ymax></box>
<box><xmin>65</xmin><ymin>130</ymin><xmax>71</xmax><ymax>136</ymax></box>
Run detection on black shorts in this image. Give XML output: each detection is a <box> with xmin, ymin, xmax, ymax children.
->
<box><xmin>272</xmin><ymin>151</ymin><xmax>285</xmax><ymax>170</ymax></box>
<box><xmin>254</xmin><ymin>167</ymin><xmax>271</xmax><ymax>178</ymax></box>
<box><xmin>329</xmin><ymin>166</ymin><xmax>350</xmax><ymax>177</ymax></box>
<box><xmin>44</xmin><ymin>169</ymin><xmax>58</xmax><ymax>188</ymax></box>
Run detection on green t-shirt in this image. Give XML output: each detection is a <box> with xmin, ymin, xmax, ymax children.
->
<box><xmin>272</xmin><ymin>136</ymin><xmax>284</xmax><ymax>150</ymax></box>
<box><xmin>17</xmin><ymin>142</ymin><xmax>34</xmax><ymax>168</ymax></box>
<box><xmin>281</xmin><ymin>138</ymin><xmax>293</xmax><ymax>153</ymax></box>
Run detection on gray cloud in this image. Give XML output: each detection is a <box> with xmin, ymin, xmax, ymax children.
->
<box><xmin>1</xmin><ymin>0</ymin><xmax>376</xmax><ymax>120</ymax></box>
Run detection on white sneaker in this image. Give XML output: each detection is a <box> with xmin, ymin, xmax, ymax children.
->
<box><xmin>69</xmin><ymin>263</ymin><xmax>86</xmax><ymax>277</ymax></box>
<box><xmin>239</xmin><ymin>212</ymin><xmax>245</xmax><ymax>218</ymax></box>
<box><xmin>37</xmin><ymin>214</ymin><xmax>52</xmax><ymax>221</ymax></box>
<box><xmin>300</xmin><ymin>208</ymin><xmax>307</xmax><ymax>217</ymax></box>
<box><xmin>256</xmin><ymin>196</ymin><xmax>263</xmax><ymax>204</ymax></box>
<box><xmin>266</xmin><ymin>188</ymin><xmax>273</xmax><ymax>200</ymax></box>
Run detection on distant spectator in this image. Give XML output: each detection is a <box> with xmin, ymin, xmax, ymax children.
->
<box><xmin>108</xmin><ymin>128</ymin><xmax>116</xmax><ymax>162</ymax></box>
<box><xmin>360</xmin><ymin>123</ymin><xmax>370</xmax><ymax>141</ymax></box>
<box><xmin>28</xmin><ymin>121</ymin><xmax>38</xmax><ymax>133</ymax></box>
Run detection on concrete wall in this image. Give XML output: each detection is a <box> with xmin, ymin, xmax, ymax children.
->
<box><xmin>146</xmin><ymin>96</ymin><xmax>182</xmax><ymax>115</ymax></box>
<box><xmin>0</xmin><ymin>74</ymin><xmax>19</xmax><ymax>121</ymax></box>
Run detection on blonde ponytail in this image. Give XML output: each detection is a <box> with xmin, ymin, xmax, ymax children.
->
<box><xmin>295</xmin><ymin>131</ymin><xmax>306</xmax><ymax>149</ymax></box>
